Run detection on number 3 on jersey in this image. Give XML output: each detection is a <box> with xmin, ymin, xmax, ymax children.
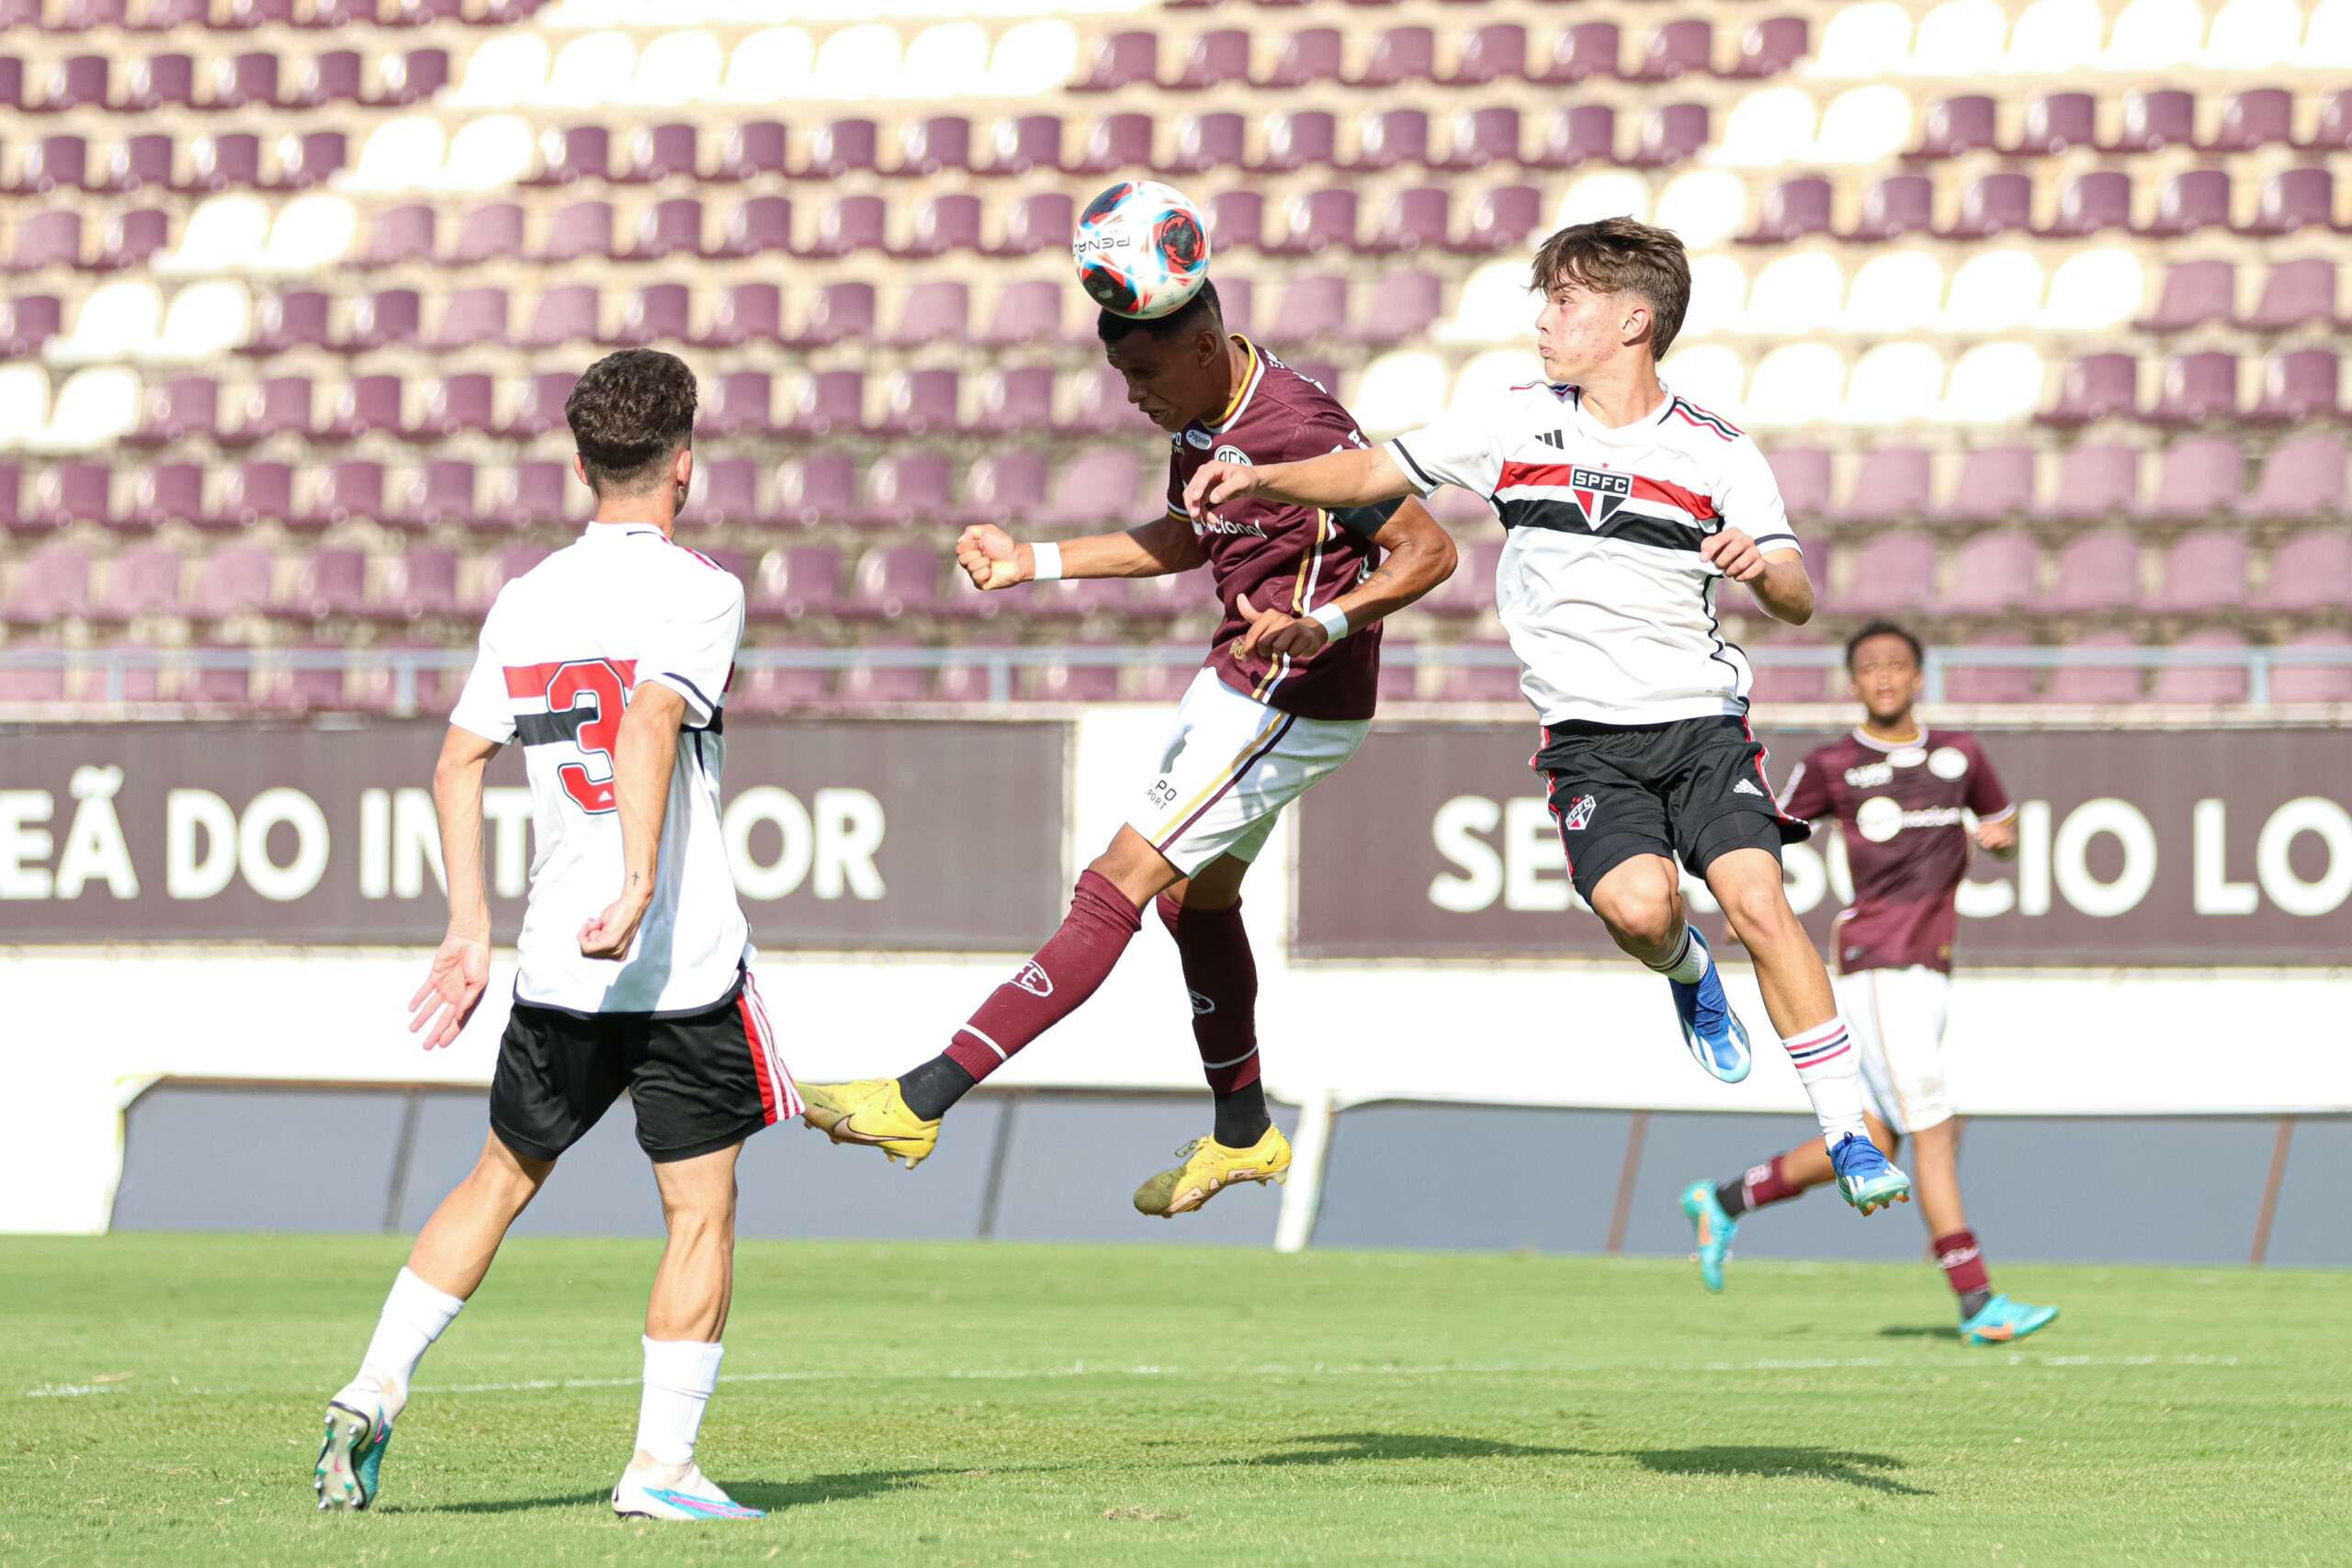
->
<box><xmin>547</xmin><ymin>659</ymin><xmax>628</xmax><ymax>814</ymax></box>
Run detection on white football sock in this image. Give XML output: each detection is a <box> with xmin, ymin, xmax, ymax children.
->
<box><xmin>1645</xmin><ymin>924</ymin><xmax>1712</xmax><ymax>986</ymax></box>
<box><xmin>338</xmin><ymin>1267</ymin><xmax>466</xmax><ymax>1424</ymax></box>
<box><xmin>1781</xmin><ymin>1016</ymin><xmax>1869</xmax><ymax>1150</ymax></box>
<box><xmin>634</xmin><ymin>1337</ymin><xmax>726</xmax><ymax>1470</ymax></box>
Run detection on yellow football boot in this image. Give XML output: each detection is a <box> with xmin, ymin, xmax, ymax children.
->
<box><xmin>797</xmin><ymin>1078</ymin><xmax>941</xmax><ymax>1170</ymax></box>
<box><xmin>1133</xmin><ymin>1123</ymin><xmax>1292</xmax><ymax>1217</ymax></box>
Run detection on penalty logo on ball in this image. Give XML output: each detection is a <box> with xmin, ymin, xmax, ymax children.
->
<box><xmin>1072</xmin><ymin>179</ymin><xmax>1212</xmax><ymax>321</ymax></box>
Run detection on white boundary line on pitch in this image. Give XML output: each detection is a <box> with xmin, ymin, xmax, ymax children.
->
<box><xmin>17</xmin><ymin>1353</ymin><xmax>2250</xmax><ymax>1400</ymax></box>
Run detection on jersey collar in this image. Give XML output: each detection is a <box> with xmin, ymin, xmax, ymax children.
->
<box><xmin>580</xmin><ymin>522</ymin><xmax>666</xmax><ymax>545</ymax></box>
<box><xmin>1200</xmin><ymin>334</ymin><xmax>1264</xmax><ymax>435</ymax></box>
<box><xmin>1562</xmin><ymin>378</ymin><xmax>1676</xmax><ymax>445</ymax></box>
<box><xmin>1852</xmin><ymin>725</ymin><xmax>1928</xmax><ymax>752</ymax></box>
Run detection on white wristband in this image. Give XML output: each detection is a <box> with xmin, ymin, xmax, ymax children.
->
<box><xmin>1308</xmin><ymin>601</ymin><xmax>1351</xmax><ymax>641</ymax></box>
<box><xmin>1029</xmin><ymin>541</ymin><xmax>1062</xmax><ymax>582</ymax></box>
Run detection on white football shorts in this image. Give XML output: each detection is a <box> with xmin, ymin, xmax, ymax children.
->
<box><xmin>1129</xmin><ymin>669</ymin><xmax>1370</xmax><ymax>876</ymax></box>
<box><xmin>1837</xmin><ymin>964</ymin><xmax>1955</xmax><ymax>1136</ymax></box>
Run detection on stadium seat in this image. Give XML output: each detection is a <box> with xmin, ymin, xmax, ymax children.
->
<box><xmin>2239</xmin><ymin>435</ymin><xmax>2346</xmax><ymax>519</ymax></box>
<box><xmin>1256</xmin><ymin>110</ymin><xmax>1336</xmax><ymax>174</ymax></box>
<box><xmin>704</xmin><ymin>370</ymin><xmax>775</xmax><ymax>438</ymax></box>
<box><xmin>2247</xmin><ymin>350</ymin><xmax>2342</xmax><ymax>423</ymax></box>
<box><xmin>788</xmin><ymin>371</ymin><xmax>865</xmax><ymax>438</ymax></box>
<box><xmin>1437</xmin><ymin>106</ymin><xmax>1521</xmax><ymax>171</ymax></box>
<box><xmin>2248</xmin><ymin>536</ymin><xmax>2352</xmax><ymax>615</ymax></box>
<box><xmin>2137</xmin><ymin>437</ymin><xmax>2245</xmax><ymax>519</ymax></box>
<box><xmin>789</xmin><ymin>282</ymin><xmax>876</xmax><ymax>349</ymax></box>
<box><xmin>714</xmin><ymin>121</ymin><xmax>788</xmax><ymax>183</ymax></box>
<box><xmin>243</xmin><ymin>289</ymin><xmax>333</xmax><ymax>356</ymax></box>
<box><xmin>2039</xmin><ymin>171</ymin><xmax>2133</xmax><ymax>239</ymax></box>
<box><xmin>2148</xmin><ymin>529</ymin><xmax>2250</xmax><ymax>613</ymax></box>
<box><xmin>987</xmin><ymin>115</ymin><xmax>1063</xmax><ymax>177</ymax></box>
<box><xmin>121</xmin><ymin>462</ymin><xmax>205</xmax><ymax>531</ymax></box>
<box><xmin>6</xmin><ymin>541</ymin><xmax>92</xmax><ymax>624</ymax></box>
<box><xmin>770</xmin><ymin>454</ymin><xmax>856</xmax><ymax>527</ymax></box>
<box><xmin>2043</xmin><ymin>633</ymin><xmax>2146</xmax><ymax>704</ymax></box>
<box><xmin>978</xmin><ymin>281</ymin><xmax>1066</xmax><ymax>348</ymax></box>
<box><xmin>2150</xmin><ymin>630</ymin><xmax>2252</xmax><ymax>705</ymax></box>
<box><xmin>1940</xmin><ymin>632</ymin><xmax>2040</xmax><ymax>704</ymax></box>
<box><xmin>989</xmin><ymin>193</ymin><xmax>1074</xmax><ymax>257</ymax></box>
<box><xmin>1346</xmin><ymin>109</ymin><xmax>1430</xmax><ymax>173</ymax></box>
<box><xmin>1272</xmin><ymin>274</ymin><xmax>1350</xmax><ymax>342</ymax></box>
<box><xmin>96</xmin><ymin>542</ymin><xmax>183</xmax><ymax>619</ymax></box>
<box><xmin>693</xmin><ymin>283</ymin><xmax>783</xmax><ymax>349</ymax></box>
<box><xmin>1532</xmin><ymin>105</ymin><xmax>1617</xmax><ymax>169</ymax></box>
<box><xmin>1834</xmin><ymin>447</ymin><xmax>1932</xmax><ymax>523</ymax></box>
<box><xmin>2238</xmin><ymin>168</ymin><xmax>2336</xmax><ymax>239</ymax></box>
<box><xmin>2036</xmin><ymin>446</ymin><xmax>2141</xmax><ymax>521</ymax></box>
<box><xmin>2040</xmin><ymin>355</ymin><xmax>2140</xmax><ymax>427</ymax></box>
<box><xmin>2134</xmin><ymin>260</ymin><xmax>2234</xmax><ymax>333</ymax></box>
<box><xmin>873</xmin><ymin>370</ymin><xmax>961</xmax><ymax>436</ymax></box>
<box><xmin>1933</xmin><ymin>446</ymin><xmax>2037</xmax><ymax>524</ymax></box>
<box><xmin>2037</xmin><ymin>530</ymin><xmax>2142</xmax><ymax>626</ymax></box>
<box><xmin>1351</xmin><ymin>269</ymin><xmax>1442</xmax><ymax>345</ymax></box>
<box><xmin>1363</xmin><ymin>189</ymin><xmax>1451</xmax><ymax>255</ymax></box>
<box><xmin>300</xmin><ymin>460</ymin><xmax>383</xmax><ymax>531</ymax></box>
<box><xmin>2145</xmin><ymin>352</ymin><xmax>2240</xmax><ymax>424</ymax></box>
<box><xmin>958</xmin><ymin>453</ymin><xmax>1049</xmax><ymax>526</ymax></box>
<box><xmin>748</xmin><ymin>545</ymin><xmax>843</xmax><ymax>623</ymax></box>
<box><xmin>2106</xmin><ymin>88</ymin><xmax>2197</xmax><ymax>154</ymax></box>
<box><xmin>609</xmin><ymin>283</ymin><xmax>690</xmax><ymax>348</ymax></box>
<box><xmin>2270</xmin><ymin>634</ymin><xmax>2352</xmax><ymax>702</ymax></box>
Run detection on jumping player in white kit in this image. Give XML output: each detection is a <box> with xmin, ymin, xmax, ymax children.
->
<box><xmin>314</xmin><ymin>350</ymin><xmax>792</xmax><ymax>1523</ymax></box>
<box><xmin>1186</xmin><ymin>219</ymin><xmax>1913</xmax><ymax>1216</ymax></box>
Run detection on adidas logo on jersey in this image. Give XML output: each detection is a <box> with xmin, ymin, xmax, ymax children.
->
<box><xmin>1537</xmin><ymin>430</ymin><xmax>1565</xmax><ymax>450</ymax></box>
<box><xmin>1733</xmin><ymin>778</ymin><xmax>1765</xmax><ymax>798</ymax></box>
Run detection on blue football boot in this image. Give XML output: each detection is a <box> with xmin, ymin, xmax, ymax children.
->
<box><xmin>314</xmin><ymin>1396</ymin><xmax>391</xmax><ymax>1511</ymax></box>
<box><xmin>1830</xmin><ymin>1133</ymin><xmax>1912</xmax><ymax>1216</ymax></box>
<box><xmin>1668</xmin><ymin>927</ymin><xmax>1752</xmax><ymax>1083</ymax></box>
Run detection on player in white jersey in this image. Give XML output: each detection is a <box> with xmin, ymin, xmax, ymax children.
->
<box><xmin>1185</xmin><ymin>219</ymin><xmax>1912</xmax><ymax>1216</ymax></box>
<box><xmin>315</xmin><ymin>351</ymin><xmax>790</xmax><ymax>1524</ymax></box>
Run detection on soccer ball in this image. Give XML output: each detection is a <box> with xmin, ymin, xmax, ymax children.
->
<box><xmin>1071</xmin><ymin>180</ymin><xmax>1212</xmax><ymax>320</ymax></box>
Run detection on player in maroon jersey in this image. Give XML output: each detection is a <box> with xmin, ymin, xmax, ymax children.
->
<box><xmin>1680</xmin><ymin>623</ymin><xmax>2058</xmax><ymax>1344</ymax></box>
<box><xmin>795</xmin><ymin>280</ymin><xmax>1459</xmax><ymax>1216</ymax></box>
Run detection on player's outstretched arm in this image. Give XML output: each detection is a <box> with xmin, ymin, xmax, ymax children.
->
<box><xmin>1701</xmin><ymin>533</ymin><xmax>1815</xmax><ymax>626</ymax></box>
<box><xmin>956</xmin><ymin>516</ymin><xmax>1207</xmax><ymax>591</ymax></box>
<box><xmin>1233</xmin><ymin>498</ymin><xmax>1460</xmax><ymax>661</ymax></box>
<box><xmin>1185</xmin><ymin>446</ymin><xmax>1414</xmax><ymax>520</ymax></box>
<box><xmin>409</xmin><ymin>724</ymin><xmax>502</xmax><ymax>1050</ymax></box>
<box><xmin>580</xmin><ymin>682</ymin><xmax>686</xmax><ymax>961</ymax></box>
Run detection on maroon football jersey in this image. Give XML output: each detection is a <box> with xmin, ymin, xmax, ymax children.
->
<box><xmin>1778</xmin><ymin>728</ymin><xmax>2013</xmax><ymax>975</ymax></box>
<box><xmin>1161</xmin><ymin>337</ymin><xmax>1388</xmax><ymax>721</ymax></box>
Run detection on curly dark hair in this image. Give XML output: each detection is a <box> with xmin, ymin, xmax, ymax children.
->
<box><xmin>1096</xmin><ymin>277</ymin><xmax>1223</xmax><ymax>349</ymax></box>
<box><xmin>564</xmin><ymin>348</ymin><xmax>697</xmax><ymax>495</ymax></box>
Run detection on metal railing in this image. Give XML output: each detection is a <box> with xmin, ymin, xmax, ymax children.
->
<box><xmin>0</xmin><ymin>641</ymin><xmax>2347</xmax><ymax>711</ymax></box>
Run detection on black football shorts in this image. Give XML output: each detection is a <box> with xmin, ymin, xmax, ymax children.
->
<box><xmin>489</xmin><ymin>968</ymin><xmax>796</xmax><ymax>1165</ymax></box>
<box><xmin>1532</xmin><ymin>715</ymin><xmax>1811</xmax><ymax>904</ymax></box>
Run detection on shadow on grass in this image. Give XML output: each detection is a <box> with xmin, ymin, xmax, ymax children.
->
<box><xmin>1633</xmin><ymin>1446</ymin><xmax>1929</xmax><ymax>1496</ymax></box>
<box><xmin>1236</xmin><ymin>1434</ymin><xmax>1931</xmax><ymax>1496</ymax></box>
<box><xmin>398</xmin><ymin>1463</ymin><xmax>1079</xmax><ymax>1517</ymax></box>
<box><xmin>1877</xmin><ymin>1325</ymin><xmax>1963</xmax><ymax>1343</ymax></box>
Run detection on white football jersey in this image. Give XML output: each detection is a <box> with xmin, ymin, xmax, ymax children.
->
<box><xmin>450</xmin><ymin>523</ymin><xmax>750</xmax><ymax>1016</ymax></box>
<box><xmin>1385</xmin><ymin>380</ymin><xmax>1800</xmax><ymax>727</ymax></box>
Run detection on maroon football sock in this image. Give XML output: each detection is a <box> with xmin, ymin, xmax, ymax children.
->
<box><xmin>1154</xmin><ymin>894</ymin><xmax>1262</xmax><ymax>1095</ymax></box>
<box><xmin>941</xmin><ymin>870</ymin><xmax>1143</xmax><ymax>1083</ymax></box>
<box><xmin>1935</xmin><ymin>1229</ymin><xmax>1991</xmax><ymax>1299</ymax></box>
<box><xmin>1721</xmin><ymin>1154</ymin><xmax>1806</xmax><ymax>1217</ymax></box>
<box><xmin>1156</xmin><ymin>893</ymin><xmax>1269</xmax><ymax>1146</ymax></box>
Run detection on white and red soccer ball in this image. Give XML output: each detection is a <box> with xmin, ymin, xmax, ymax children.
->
<box><xmin>1072</xmin><ymin>180</ymin><xmax>1211</xmax><ymax>320</ymax></box>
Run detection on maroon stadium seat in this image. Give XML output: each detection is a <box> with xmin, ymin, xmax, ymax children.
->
<box><xmin>2133</xmin><ymin>260</ymin><xmax>2234</xmax><ymax>333</ymax></box>
<box><xmin>1932</xmin><ymin>446</ymin><xmax>2036</xmax><ymax>524</ymax></box>
<box><xmin>2136</xmin><ymin>436</ymin><xmax>2244</xmax><ymax>519</ymax></box>
<box><xmin>1832</xmin><ymin>535</ymin><xmax>1938</xmax><ymax>615</ymax></box>
<box><xmin>769</xmin><ymin>455</ymin><xmax>856</xmax><ymax>527</ymax></box>
<box><xmin>2104</xmin><ymin>88</ymin><xmax>2196</xmax><ymax>153</ymax></box>
<box><xmin>2237</xmin><ymin>168</ymin><xmax>2336</xmax><ymax>238</ymax></box>
<box><xmin>2149</xmin><ymin>529</ymin><xmax>2250</xmax><ymax>613</ymax></box>
<box><xmin>2039</xmin><ymin>355</ymin><xmax>2139</xmax><ymax>427</ymax></box>
<box><xmin>2144</xmin><ymin>352</ymin><xmax>2239</xmax><ymax>425</ymax></box>
<box><xmin>2036</xmin><ymin>532</ymin><xmax>2140</xmax><ymax>615</ymax></box>
<box><xmin>2270</xmin><ymin>635</ymin><xmax>2352</xmax><ymax>703</ymax></box>
<box><xmin>2238</xmin><ymin>435</ymin><xmax>2346</xmax><ymax>519</ymax></box>
<box><xmin>1164</xmin><ymin>112</ymin><xmax>1247</xmax><ymax>175</ymax></box>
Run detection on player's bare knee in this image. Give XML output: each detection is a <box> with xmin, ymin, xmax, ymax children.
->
<box><xmin>1722</xmin><ymin>879</ymin><xmax>1797</xmax><ymax>948</ymax></box>
<box><xmin>1593</xmin><ymin>863</ymin><xmax>1679</xmax><ymax>949</ymax></box>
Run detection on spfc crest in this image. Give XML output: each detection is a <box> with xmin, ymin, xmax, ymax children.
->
<box><xmin>1568</xmin><ymin>467</ymin><xmax>1632</xmax><ymax>530</ymax></box>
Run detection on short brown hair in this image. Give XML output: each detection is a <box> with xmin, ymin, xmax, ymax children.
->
<box><xmin>564</xmin><ymin>348</ymin><xmax>697</xmax><ymax>495</ymax></box>
<box><xmin>1530</xmin><ymin>218</ymin><xmax>1692</xmax><ymax>360</ymax></box>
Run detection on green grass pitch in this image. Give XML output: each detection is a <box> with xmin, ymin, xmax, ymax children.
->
<box><xmin>5</xmin><ymin>1235</ymin><xmax>2347</xmax><ymax>1565</ymax></box>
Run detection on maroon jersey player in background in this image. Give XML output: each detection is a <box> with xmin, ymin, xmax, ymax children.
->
<box><xmin>1680</xmin><ymin>622</ymin><xmax>2059</xmax><ymax>1345</ymax></box>
<box><xmin>795</xmin><ymin>278</ymin><xmax>1459</xmax><ymax>1219</ymax></box>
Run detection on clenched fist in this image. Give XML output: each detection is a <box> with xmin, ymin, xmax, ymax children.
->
<box><xmin>956</xmin><ymin>524</ymin><xmax>1030</xmax><ymax>592</ymax></box>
